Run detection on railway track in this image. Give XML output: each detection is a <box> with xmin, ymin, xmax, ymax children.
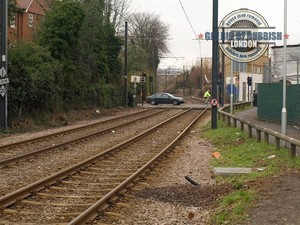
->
<box><xmin>0</xmin><ymin>108</ymin><xmax>182</xmax><ymax>197</ymax></box>
<box><xmin>0</xmin><ymin>108</ymin><xmax>207</xmax><ymax>225</ymax></box>
<box><xmin>0</xmin><ymin>108</ymin><xmax>166</xmax><ymax>167</ymax></box>
<box><xmin>184</xmin><ymin>96</ymin><xmax>204</xmax><ymax>104</ymax></box>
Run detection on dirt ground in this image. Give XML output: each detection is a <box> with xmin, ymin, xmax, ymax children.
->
<box><xmin>243</xmin><ymin>171</ymin><xmax>300</xmax><ymax>225</ymax></box>
<box><xmin>0</xmin><ymin>107</ymin><xmax>137</xmax><ymax>138</ymax></box>
<box><xmin>1</xmin><ymin>107</ymin><xmax>300</xmax><ymax>224</ymax></box>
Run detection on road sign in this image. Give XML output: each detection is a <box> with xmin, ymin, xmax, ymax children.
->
<box><xmin>131</xmin><ymin>75</ymin><xmax>140</xmax><ymax>83</ymax></box>
<box><xmin>0</xmin><ymin>67</ymin><xmax>7</xmax><ymax>78</ymax></box>
<box><xmin>140</xmin><ymin>76</ymin><xmax>146</xmax><ymax>83</ymax></box>
<box><xmin>0</xmin><ymin>85</ymin><xmax>7</xmax><ymax>97</ymax></box>
<box><xmin>210</xmin><ymin>98</ymin><xmax>218</xmax><ymax>107</ymax></box>
<box><xmin>0</xmin><ymin>78</ymin><xmax>9</xmax><ymax>85</ymax></box>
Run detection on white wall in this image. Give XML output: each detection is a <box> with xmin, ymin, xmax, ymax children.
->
<box><xmin>238</xmin><ymin>72</ymin><xmax>262</xmax><ymax>102</ymax></box>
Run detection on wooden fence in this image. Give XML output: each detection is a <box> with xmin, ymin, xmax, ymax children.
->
<box><xmin>218</xmin><ymin>102</ymin><xmax>300</xmax><ymax>157</ymax></box>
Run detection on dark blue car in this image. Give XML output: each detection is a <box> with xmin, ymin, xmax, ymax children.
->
<box><xmin>146</xmin><ymin>93</ymin><xmax>184</xmax><ymax>105</ymax></box>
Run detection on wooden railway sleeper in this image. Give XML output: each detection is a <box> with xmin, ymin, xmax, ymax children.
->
<box><xmin>0</xmin><ymin>109</ymin><xmax>206</xmax><ymax>224</ymax></box>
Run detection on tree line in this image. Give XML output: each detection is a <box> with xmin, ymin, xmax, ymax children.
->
<box><xmin>7</xmin><ymin>0</ymin><xmax>170</xmax><ymax>119</ymax></box>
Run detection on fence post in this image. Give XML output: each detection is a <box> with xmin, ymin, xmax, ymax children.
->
<box><xmin>227</xmin><ymin>116</ymin><xmax>231</xmax><ymax>126</ymax></box>
<box><xmin>275</xmin><ymin>137</ymin><xmax>280</xmax><ymax>150</ymax></box>
<box><xmin>248</xmin><ymin>125</ymin><xmax>252</xmax><ymax>138</ymax></box>
<box><xmin>264</xmin><ymin>132</ymin><xmax>269</xmax><ymax>144</ymax></box>
<box><xmin>256</xmin><ymin>129</ymin><xmax>261</xmax><ymax>142</ymax></box>
<box><xmin>291</xmin><ymin>144</ymin><xmax>296</xmax><ymax>157</ymax></box>
<box><xmin>220</xmin><ymin>102</ymin><xmax>299</xmax><ymax>158</ymax></box>
<box><xmin>241</xmin><ymin>121</ymin><xmax>244</xmax><ymax>131</ymax></box>
<box><xmin>233</xmin><ymin>118</ymin><xmax>237</xmax><ymax>128</ymax></box>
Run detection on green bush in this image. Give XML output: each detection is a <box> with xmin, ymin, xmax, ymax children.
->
<box><xmin>8</xmin><ymin>42</ymin><xmax>60</xmax><ymax>117</ymax></box>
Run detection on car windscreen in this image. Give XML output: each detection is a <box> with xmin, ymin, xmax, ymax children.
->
<box><xmin>161</xmin><ymin>94</ymin><xmax>169</xmax><ymax>98</ymax></box>
<box><xmin>166</xmin><ymin>93</ymin><xmax>175</xmax><ymax>98</ymax></box>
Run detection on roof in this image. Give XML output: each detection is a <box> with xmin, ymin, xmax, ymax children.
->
<box><xmin>271</xmin><ymin>44</ymin><xmax>300</xmax><ymax>49</ymax></box>
<box><xmin>17</xmin><ymin>0</ymin><xmax>32</xmax><ymax>10</ymax></box>
<box><xmin>17</xmin><ymin>0</ymin><xmax>49</xmax><ymax>16</ymax></box>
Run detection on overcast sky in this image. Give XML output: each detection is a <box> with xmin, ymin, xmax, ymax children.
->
<box><xmin>130</xmin><ymin>0</ymin><xmax>300</xmax><ymax>69</ymax></box>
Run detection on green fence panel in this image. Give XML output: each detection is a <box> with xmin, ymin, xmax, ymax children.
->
<box><xmin>257</xmin><ymin>83</ymin><xmax>300</xmax><ymax>125</ymax></box>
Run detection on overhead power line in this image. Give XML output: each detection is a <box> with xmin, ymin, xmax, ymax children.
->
<box><xmin>178</xmin><ymin>0</ymin><xmax>202</xmax><ymax>58</ymax></box>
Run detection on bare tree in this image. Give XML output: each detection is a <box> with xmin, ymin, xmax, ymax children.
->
<box><xmin>129</xmin><ymin>12</ymin><xmax>170</xmax><ymax>71</ymax></box>
<box><xmin>104</xmin><ymin>0</ymin><xmax>132</xmax><ymax>32</ymax></box>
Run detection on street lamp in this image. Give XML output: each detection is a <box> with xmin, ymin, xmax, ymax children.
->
<box><xmin>281</xmin><ymin>0</ymin><xmax>287</xmax><ymax>137</ymax></box>
<box><xmin>196</xmin><ymin>57</ymin><xmax>212</xmax><ymax>97</ymax></box>
<box><xmin>230</xmin><ymin>60</ymin><xmax>233</xmax><ymax>114</ymax></box>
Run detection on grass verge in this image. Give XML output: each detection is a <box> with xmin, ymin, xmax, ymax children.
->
<box><xmin>201</xmin><ymin>120</ymin><xmax>300</xmax><ymax>225</ymax></box>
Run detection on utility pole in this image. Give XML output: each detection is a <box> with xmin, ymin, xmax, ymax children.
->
<box><xmin>250</xmin><ymin>61</ymin><xmax>254</xmax><ymax>107</ymax></box>
<box><xmin>164</xmin><ymin>68</ymin><xmax>168</xmax><ymax>92</ymax></box>
<box><xmin>220</xmin><ymin>27</ymin><xmax>225</xmax><ymax>106</ymax></box>
<box><xmin>281</xmin><ymin>0</ymin><xmax>287</xmax><ymax>137</ymax></box>
<box><xmin>153</xmin><ymin>46</ymin><xmax>157</xmax><ymax>94</ymax></box>
<box><xmin>124</xmin><ymin>21</ymin><xmax>128</xmax><ymax>106</ymax></box>
<box><xmin>200</xmin><ymin>58</ymin><xmax>203</xmax><ymax>97</ymax></box>
<box><xmin>230</xmin><ymin>60</ymin><xmax>233</xmax><ymax>114</ymax></box>
<box><xmin>1</xmin><ymin>0</ymin><xmax>8</xmax><ymax>129</ymax></box>
<box><xmin>211</xmin><ymin>0</ymin><xmax>218</xmax><ymax>129</ymax></box>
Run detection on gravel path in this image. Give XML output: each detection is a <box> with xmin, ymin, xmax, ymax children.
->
<box><xmin>0</xmin><ymin>109</ymin><xmax>180</xmax><ymax>196</ymax></box>
<box><xmin>95</xmin><ymin>116</ymin><xmax>233</xmax><ymax>225</ymax></box>
<box><xmin>2</xmin><ymin>107</ymin><xmax>299</xmax><ymax>224</ymax></box>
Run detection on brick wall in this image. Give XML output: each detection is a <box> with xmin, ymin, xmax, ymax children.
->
<box><xmin>8</xmin><ymin>0</ymin><xmax>47</xmax><ymax>45</ymax></box>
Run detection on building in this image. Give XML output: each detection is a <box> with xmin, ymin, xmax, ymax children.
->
<box><xmin>220</xmin><ymin>50</ymin><xmax>269</xmax><ymax>102</ymax></box>
<box><xmin>270</xmin><ymin>44</ymin><xmax>300</xmax><ymax>85</ymax></box>
<box><xmin>8</xmin><ymin>0</ymin><xmax>51</xmax><ymax>46</ymax></box>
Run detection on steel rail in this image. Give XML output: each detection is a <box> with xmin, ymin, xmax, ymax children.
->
<box><xmin>0</xmin><ymin>108</ymin><xmax>156</xmax><ymax>150</ymax></box>
<box><xmin>0</xmin><ymin>108</ymin><xmax>169</xmax><ymax>167</ymax></box>
<box><xmin>69</xmin><ymin>108</ymin><xmax>208</xmax><ymax>224</ymax></box>
<box><xmin>0</xmin><ymin>108</ymin><xmax>194</xmax><ymax>208</ymax></box>
<box><xmin>184</xmin><ymin>96</ymin><xmax>196</xmax><ymax>104</ymax></box>
<box><xmin>185</xmin><ymin>96</ymin><xmax>204</xmax><ymax>104</ymax></box>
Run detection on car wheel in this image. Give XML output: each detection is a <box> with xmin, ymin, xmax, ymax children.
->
<box><xmin>150</xmin><ymin>100</ymin><xmax>156</xmax><ymax>105</ymax></box>
<box><xmin>173</xmin><ymin>100</ymin><xmax>178</xmax><ymax>105</ymax></box>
